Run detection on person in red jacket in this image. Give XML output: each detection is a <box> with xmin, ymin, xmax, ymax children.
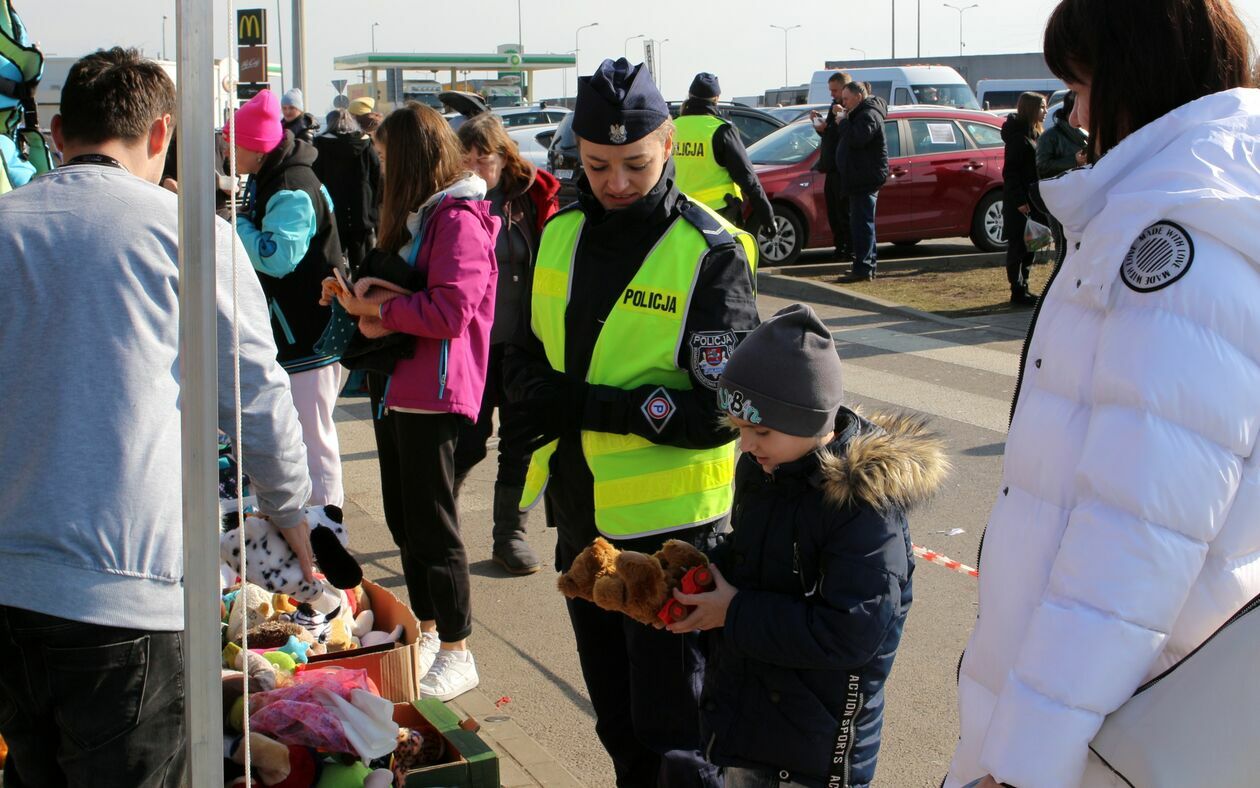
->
<box><xmin>454</xmin><ymin>112</ymin><xmax>559</xmax><ymax>575</ymax></box>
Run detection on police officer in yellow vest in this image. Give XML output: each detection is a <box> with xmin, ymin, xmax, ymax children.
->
<box><xmin>502</xmin><ymin>58</ymin><xmax>759</xmax><ymax>787</ymax></box>
<box><xmin>674</xmin><ymin>72</ymin><xmax>774</xmax><ymax>236</ymax></box>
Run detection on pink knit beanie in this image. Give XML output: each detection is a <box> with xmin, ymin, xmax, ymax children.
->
<box><xmin>224</xmin><ymin>90</ymin><xmax>284</xmax><ymax>154</ymax></box>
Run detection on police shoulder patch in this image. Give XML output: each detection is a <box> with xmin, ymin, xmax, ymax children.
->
<box><xmin>1120</xmin><ymin>221</ymin><xmax>1194</xmax><ymax>293</ymax></box>
<box><xmin>689</xmin><ymin>331</ymin><xmax>737</xmax><ymax>390</ymax></box>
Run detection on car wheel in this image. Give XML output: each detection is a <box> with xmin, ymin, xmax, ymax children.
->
<box><xmin>971</xmin><ymin>191</ymin><xmax>1007</xmax><ymax>253</ymax></box>
<box><xmin>892</xmin><ymin>239</ymin><xmax>921</xmax><ymax>247</ymax></box>
<box><xmin>758</xmin><ymin>206</ymin><xmax>805</xmax><ymax>265</ymax></box>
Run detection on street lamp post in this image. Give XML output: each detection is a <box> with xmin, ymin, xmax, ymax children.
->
<box><xmin>769</xmin><ymin>24</ymin><xmax>800</xmax><ymax>88</ymax></box>
<box><xmin>656</xmin><ymin>38</ymin><xmax>670</xmax><ymax>91</ymax></box>
<box><xmin>371</xmin><ymin>21</ymin><xmax>380</xmax><ymax>52</ymax></box>
<box><xmin>574</xmin><ymin>21</ymin><xmax>598</xmax><ymax>100</ymax></box>
<box><xmin>161</xmin><ymin>15</ymin><xmax>168</xmax><ymax>60</ymax></box>
<box><xmin>624</xmin><ymin>33</ymin><xmax>645</xmax><ymax>58</ymax></box>
<box><xmin>851</xmin><ymin>47</ymin><xmax>867</xmax><ymax>60</ymax></box>
<box><xmin>943</xmin><ymin>3</ymin><xmax>979</xmax><ymax>57</ymax></box>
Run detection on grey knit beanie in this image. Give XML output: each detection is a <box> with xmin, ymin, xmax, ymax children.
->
<box><xmin>717</xmin><ymin>304</ymin><xmax>844</xmax><ymax>437</ymax></box>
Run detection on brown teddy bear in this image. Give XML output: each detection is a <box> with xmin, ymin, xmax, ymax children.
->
<box><xmin>558</xmin><ymin>537</ymin><xmax>711</xmax><ymax>626</ymax></box>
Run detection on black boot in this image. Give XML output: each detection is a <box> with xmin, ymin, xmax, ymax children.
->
<box><xmin>1010</xmin><ymin>288</ymin><xmax>1038</xmax><ymax>306</ymax></box>
<box><xmin>453</xmin><ymin>470</ymin><xmax>469</xmax><ymax>500</ymax></box>
<box><xmin>492</xmin><ymin>482</ymin><xmax>540</xmax><ymax>575</ymax></box>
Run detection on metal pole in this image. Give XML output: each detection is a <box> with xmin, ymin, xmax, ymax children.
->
<box><xmin>917</xmin><ymin>0</ymin><xmax>921</xmax><ymax>58</ymax></box>
<box><xmin>275</xmin><ymin>0</ymin><xmax>285</xmax><ymax>92</ymax></box>
<box><xmin>291</xmin><ymin>0</ymin><xmax>306</xmax><ymax>94</ymax></box>
<box><xmin>175</xmin><ymin>0</ymin><xmax>221</xmax><ymax>784</ymax></box>
<box><xmin>624</xmin><ymin>34</ymin><xmax>644</xmax><ymax>58</ymax></box>
<box><xmin>891</xmin><ymin>0</ymin><xmax>896</xmax><ymax>59</ymax></box>
<box><xmin>769</xmin><ymin>25</ymin><xmax>800</xmax><ymax>88</ymax></box>
<box><xmin>371</xmin><ymin>22</ymin><xmax>378</xmax><ymax>52</ymax></box>
<box><xmin>575</xmin><ymin>22</ymin><xmax>598</xmax><ymax>94</ymax></box>
<box><xmin>161</xmin><ymin>16</ymin><xmax>167</xmax><ymax>60</ymax></box>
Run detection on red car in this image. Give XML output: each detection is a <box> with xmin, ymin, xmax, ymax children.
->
<box><xmin>749</xmin><ymin>107</ymin><xmax>1009</xmax><ymax>264</ymax></box>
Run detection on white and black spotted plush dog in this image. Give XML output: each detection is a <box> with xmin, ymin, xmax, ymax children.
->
<box><xmin>220</xmin><ymin>504</ymin><xmax>362</xmax><ymax>607</ymax></box>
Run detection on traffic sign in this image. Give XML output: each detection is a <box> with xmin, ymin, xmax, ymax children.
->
<box><xmin>236</xmin><ymin>9</ymin><xmax>267</xmax><ymax>47</ymax></box>
<box><xmin>332</xmin><ymin>94</ymin><xmax>350</xmax><ymax>109</ymax></box>
<box><xmin>331</xmin><ymin>79</ymin><xmax>348</xmax><ymax>95</ymax></box>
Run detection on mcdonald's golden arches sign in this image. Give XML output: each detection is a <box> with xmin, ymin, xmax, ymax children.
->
<box><xmin>237</xmin><ymin>9</ymin><xmax>267</xmax><ymax>47</ymax></box>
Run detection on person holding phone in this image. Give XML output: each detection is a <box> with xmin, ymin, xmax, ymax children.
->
<box><xmin>812</xmin><ymin>70</ymin><xmax>853</xmax><ymax>262</ymax></box>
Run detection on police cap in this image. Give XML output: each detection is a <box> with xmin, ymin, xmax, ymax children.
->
<box><xmin>689</xmin><ymin>72</ymin><xmax>720</xmax><ymax>100</ymax></box>
<box><xmin>572</xmin><ymin>58</ymin><xmax>669</xmax><ymax>145</ymax></box>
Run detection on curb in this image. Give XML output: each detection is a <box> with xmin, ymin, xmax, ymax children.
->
<box><xmin>757</xmin><ymin>272</ymin><xmax>1029</xmax><ymax>340</ymax></box>
<box><xmin>447</xmin><ymin>690</ymin><xmax>586</xmax><ymax>788</ymax></box>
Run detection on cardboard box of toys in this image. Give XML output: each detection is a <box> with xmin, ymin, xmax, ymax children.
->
<box><xmin>393</xmin><ymin>699</ymin><xmax>499</xmax><ymax>788</ymax></box>
<box><xmin>308</xmin><ymin>579</ymin><xmax>425</xmax><ymax>702</ymax></box>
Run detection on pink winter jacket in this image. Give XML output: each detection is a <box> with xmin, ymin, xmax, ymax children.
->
<box><xmin>378</xmin><ymin>179</ymin><xmax>500</xmax><ymax>421</ymax></box>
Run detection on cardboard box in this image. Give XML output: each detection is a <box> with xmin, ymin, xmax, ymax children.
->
<box><xmin>307</xmin><ymin>579</ymin><xmax>424</xmax><ymax>702</ymax></box>
<box><xmin>393</xmin><ymin>699</ymin><xmax>499</xmax><ymax>788</ymax></box>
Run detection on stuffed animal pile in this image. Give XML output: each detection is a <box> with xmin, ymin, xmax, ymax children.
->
<box><xmin>557</xmin><ymin>537</ymin><xmax>713</xmax><ymax>625</ymax></box>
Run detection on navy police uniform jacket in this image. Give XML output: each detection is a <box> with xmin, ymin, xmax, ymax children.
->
<box><xmin>701</xmin><ymin>409</ymin><xmax>947</xmax><ymax>788</ymax></box>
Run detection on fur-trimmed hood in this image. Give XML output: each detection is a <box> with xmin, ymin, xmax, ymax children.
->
<box><xmin>815</xmin><ymin>408</ymin><xmax>949</xmax><ymax>512</ymax></box>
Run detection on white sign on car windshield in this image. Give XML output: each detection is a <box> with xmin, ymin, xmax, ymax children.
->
<box><xmin>927</xmin><ymin>123</ymin><xmax>957</xmax><ymax>145</ymax></box>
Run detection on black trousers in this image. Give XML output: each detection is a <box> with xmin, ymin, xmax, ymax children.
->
<box><xmin>823</xmin><ymin>171</ymin><xmax>853</xmax><ymax>256</ymax></box>
<box><xmin>1004</xmin><ymin>188</ymin><xmax>1046</xmax><ymax>293</ymax></box>
<box><xmin>454</xmin><ymin>343</ymin><xmax>530</xmax><ymax>488</ymax></box>
<box><xmin>0</xmin><ymin>607</ymin><xmax>186</xmax><ymax>788</ymax></box>
<box><xmin>369</xmin><ymin>374</ymin><xmax>472</xmax><ymax>642</ymax></box>
<box><xmin>560</xmin><ymin>526</ymin><xmax>723</xmax><ymax>788</ymax></box>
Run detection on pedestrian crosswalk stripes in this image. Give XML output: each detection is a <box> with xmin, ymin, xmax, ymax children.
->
<box><xmin>841</xmin><ymin>363</ymin><xmax>1012</xmax><ymax>434</ymax></box>
<box><xmin>831</xmin><ymin>325</ymin><xmax>1020</xmax><ymax>378</ymax></box>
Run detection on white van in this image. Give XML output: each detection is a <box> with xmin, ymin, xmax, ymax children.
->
<box><xmin>976</xmin><ymin>78</ymin><xmax>1065</xmax><ymax>111</ymax></box>
<box><xmin>807</xmin><ymin>66</ymin><xmax>979</xmax><ymax>109</ymax></box>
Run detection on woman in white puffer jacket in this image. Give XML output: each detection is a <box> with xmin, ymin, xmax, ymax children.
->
<box><xmin>946</xmin><ymin>1</ymin><xmax>1260</xmax><ymax>786</ymax></box>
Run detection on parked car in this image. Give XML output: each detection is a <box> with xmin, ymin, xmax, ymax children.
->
<box><xmin>761</xmin><ymin>103</ymin><xmax>832</xmax><ymax>123</ymax></box>
<box><xmin>749</xmin><ymin>106</ymin><xmax>1008</xmax><ymax>264</ymax></box>
<box><xmin>547</xmin><ymin>104</ymin><xmax>784</xmax><ymax>206</ymax></box>
<box><xmin>507</xmin><ymin>123</ymin><xmax>558</xmax><ymax>170</ymax></box>
<box><xmin>496</xmin><ymin>105</ymin><xmax>571</xmax><ymax>128</ymax></box>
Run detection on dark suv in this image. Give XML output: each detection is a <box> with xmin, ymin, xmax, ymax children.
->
<box><xmin>546</xmin><ymin>103</ymin><xmax>785</xmax><ymax>206</ymax></box>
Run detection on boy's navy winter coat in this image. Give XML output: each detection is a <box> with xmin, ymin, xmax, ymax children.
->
<box><xmin>701</xmin><ymin>409</ymin><xmax>948</xmax><ymax>788</ymax></box>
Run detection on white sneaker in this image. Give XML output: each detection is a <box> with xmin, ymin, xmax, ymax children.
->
<box><xmin>418</xmin><ymin>631</ymin><xmax>441</xmax><ymax>677</ymax></box>
<box><xmin>419</xmin><ymin>648</ymin><xmax>479</xmax><ymax>702</ymax></box>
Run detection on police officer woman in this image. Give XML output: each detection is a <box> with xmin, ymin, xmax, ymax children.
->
<box><xmin>503</xmin><ymin>58</ymin><xmax>760</xmax><ymax>787</ymax></box>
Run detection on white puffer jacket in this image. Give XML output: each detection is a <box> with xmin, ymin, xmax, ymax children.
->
<box><xmin>947</xmin><ymin>89</ymin><xmax>1260</xmax><ymax>788</ymax></box>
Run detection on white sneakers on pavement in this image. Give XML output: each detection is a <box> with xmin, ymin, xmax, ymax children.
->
<box><xmin>419</xmin><ymin>648</ymin><xmax>479</xmax><ymax>702</ymax></box>
<box><xmin>418</xmin><ymin>630</ymin><xmax>441</xmax><ymax>677</ymax></box>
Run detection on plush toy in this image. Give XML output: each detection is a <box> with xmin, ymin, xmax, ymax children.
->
<box><xmin>227</xmin><ymin>732</ymin><xmax>317</xmax><ymax>788</ymax></box>
<box><xmin>220</xmin><ymin>505</ymin><xmax>363</xmax><ymax>611</ymax></box>
<box><xmin>242</xmin><ymin>619</ymin><xmax>311</xmax><ymax>649</ymax></box>
<box><xmin>391</xmin><ymin>726</ymin><xmax>445</xmax><ymax>784</ymax></box>
<box><xmin>558</xmin><ymin>537</ymin><xmax>711</xmax><ymax>626</ymax></box>
<box><xmin>226</xmin><ymin>583</ymin><xmax>276</xmax><ymax>643</ymax></box>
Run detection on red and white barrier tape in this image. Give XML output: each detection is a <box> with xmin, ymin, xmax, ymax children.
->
<box><xmin>913</xmin><ymin>544</ymin><xmax>978</xmax><ymax>578</ymax></box>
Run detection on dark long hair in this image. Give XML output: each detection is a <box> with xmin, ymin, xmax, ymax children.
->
<box><xmin>456</xmin><ymin>112</ymin><xmax>534</xmax><ymax>194</ymax></box>
<box><xmin>375</xmin><ymin>102</ymin><xmax>466</xmax><ymax>255</ymax></box>
<box><xmin>1015</xmin><ymin>92</ymin><xmax>1046</xmax><ymax>137</ymax></box>
<box><xmin>1044</xmin><ymin>0</ymin><xmax>1255</xmax><ymax>158</ymax></box>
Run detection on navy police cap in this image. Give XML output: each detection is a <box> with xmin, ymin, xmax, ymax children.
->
<box><xmin>573</xmin><ymin>58</ymin><xmax>670</xmax><ymax>145</ymax></box>
<box><xmin>689</xmin><ymin>72</ymin><xmax>721</xmax><ymax>99</ymax></box>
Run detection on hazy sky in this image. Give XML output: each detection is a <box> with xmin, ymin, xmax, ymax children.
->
<box><xmin>24</xmin><ymin>0</ymin><xmax>1260</xmax><ymax>112</ymax></box>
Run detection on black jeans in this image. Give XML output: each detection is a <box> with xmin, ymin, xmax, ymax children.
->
<box><xmin>823</xmin><ymin>172</ymin><xmax>852</xmax><ymax>257</ymax></box>
<box><xmin>560</xmin><ymin>526</ymin><xmax>722</xmax><ymax>788</ymax></box>
<box><xmin>454</xmin><ymin>343</ymin><xmax>530</xmax><ymax>488</ymax></box>
<box><xmin>369</xmin><ymin>374</ymin><xmax>472</xmax><ymax>642</ymax></box>
<box><xmin>1004</xmin><ymin>189</ymin><xmax>1046</xmax><ymax>293</ymax></box>
<box><xmin>0</xmin><ymin>607</ymin><xmax>185</xmax><ymax>788</ymax></box>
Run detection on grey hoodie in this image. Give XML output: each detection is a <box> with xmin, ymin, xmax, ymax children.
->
<box><xmin>0</xmin><ymin>164</ymin><xmax>310</xmax><ymax>631</ymax></box>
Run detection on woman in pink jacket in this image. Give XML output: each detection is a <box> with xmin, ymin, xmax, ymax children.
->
<box><xmin>332</xmin><ymin>102</ymin><xmax>499</xmax><ymax>702</ymax></box>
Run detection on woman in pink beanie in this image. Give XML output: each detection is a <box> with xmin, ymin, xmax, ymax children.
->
<box><xmin>228</xmin><ymin>89</ymin><xmax>348</xmax><ymax>510</ymax></box>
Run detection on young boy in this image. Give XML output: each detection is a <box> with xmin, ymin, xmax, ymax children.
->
<box><xmin>669</xmin><ymin>304</ymin><xmax>948</xmax><ymax>788</ymax></box>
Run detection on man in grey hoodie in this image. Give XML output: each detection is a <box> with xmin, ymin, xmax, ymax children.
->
<box><xmin>0</xmin><ymin>48</ymin><xmax>312</xmax><ymax>787</ymax></box>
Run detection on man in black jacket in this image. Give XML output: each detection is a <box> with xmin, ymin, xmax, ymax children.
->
<box><xmin>313</xmin><ymin>108</ymin><xmax>381</xmax><ymax>273</ymax></box>
<box><xmin>835</xmin><ymin>82</ymin><xmax>889</xmax><ymax>282</ymax></box>
<box><xmin>503</xmin><ymin>58</ymin><xmax>759</xmax><ymax>787</ymax></box>
<box><xmin>811</xmin><ymin>71</ymin><xmax>853</xmax><ymax>260</ymax></box>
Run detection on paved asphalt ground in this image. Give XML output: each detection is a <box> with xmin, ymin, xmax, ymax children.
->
<box><xmin>338</xmin><ymin>238</ymin><xmax>1035</xmax><ymax>787</ymax></box>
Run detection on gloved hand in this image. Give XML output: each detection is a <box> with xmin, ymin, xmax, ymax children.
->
<box><xmin>500</xmin><ymin>376</ymin><xmax>588</xmax><ymax>456</ymax></box>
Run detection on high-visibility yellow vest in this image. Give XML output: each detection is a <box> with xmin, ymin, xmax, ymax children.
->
<box><xmin>673</xmin><ymin>114</ymin><xmax>743</xmax><ymax>211</ymax></box>
<box><xmin>520</xmin><ymin>202</ymin><xmax>757</xmax><ymax>538</ymax></box>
